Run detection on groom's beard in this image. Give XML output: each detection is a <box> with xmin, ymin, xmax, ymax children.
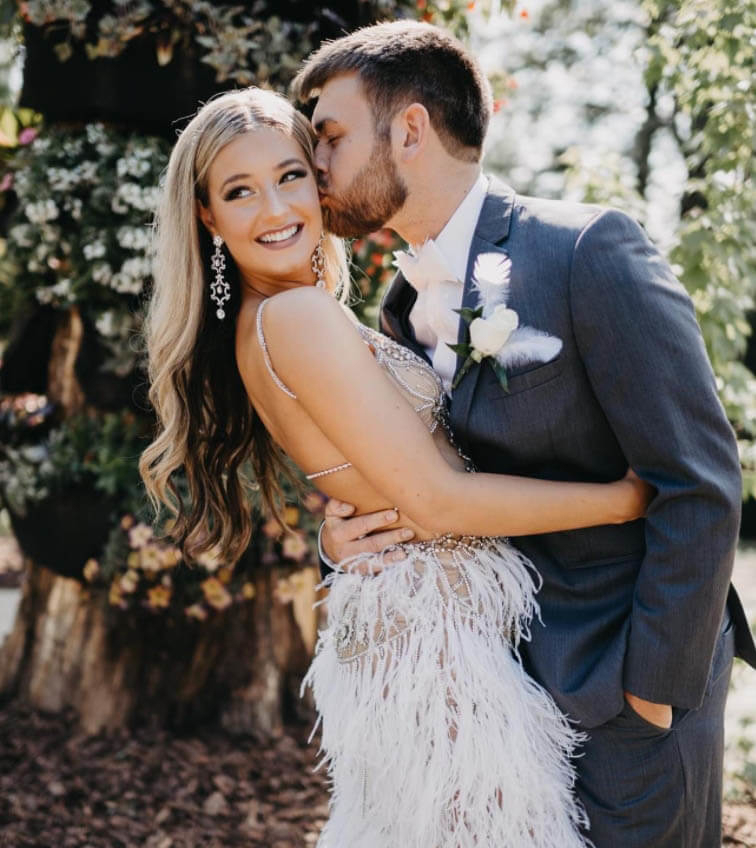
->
<box><xmin>319</xmin><ymin>138</ymin><xmax>407</xmax><ymax>238</ymax></box>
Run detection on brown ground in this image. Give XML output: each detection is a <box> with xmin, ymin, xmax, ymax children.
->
<box><xmin>0</xmin><ymin>703</ymin><xmax>754</xmax><ymax>847</ymax></box>
<box><xmin>0</xmin><ymin>705</ymin><xmax>328</xmax><ymax>848</ymax></box>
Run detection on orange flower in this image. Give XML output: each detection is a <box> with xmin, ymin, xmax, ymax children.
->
<box><xmin>284</xmin><ymin>506</ymin><xmax>300</xmax><ymax>526</ymax></box>
<box><xmin>241</xmin><ymin>582</ymin><xmax>256</xmax><ymax>600</ymax></box>
<box><xmin>262</xmin><ymin>517</ymin><xmax>283</xmax><ymax>539</ymax></box>
<box><xmin>195</xmin><ymin>547</ymin><xmax>222</xmax><ymax>573</ymax></box>
<box><xmin>147</xmin><ymin>585</ymin><xmax>172</xmax><ymax>609</ymax></box>
<box><xmin>519</xmin><ymin>8</ymin><xmax>529</xmax><ymax>18</ymax></box>
<box><xmin>120</xmin><ymin>570</ymin><xmax>139</xmax><ymax>594</ymax></box>
<box><xmin>201</xmin><ymin>577</ymin><xmax>233</xmax><ymax>611</ymax></box>
<box><xmin>120</xmin><ymin>514</ymin><xmax>135</xmax><ymax>531</ymax></box>
<box><xmin>282</xmin><ymin>531</ymin><xmax>309</xmax><ymax>562</ymax></box>
<box><xmin>159</xmin><ymin>546</ymin><xmax>182</xmax><ymax>569</ymax></box>
<box><xmin>304</xmin><ymin>491</ymin><xmax>325</xmax><ymax>513</ymax></box>
<box><xmin>185</xmin><ymin>603</ymin><xmax>208</xmax><ymax>621</ymax></box>
<box><xmin>128</xmin><ymin>523</ymin><xmax>153</xmax><ymax>549</ymax></box>
<box><xmin>83</xmin><ymin>559</ymin><xmax>99</xmax><ymax>582</ymax></box>
<box><xmin>109</xmin><ymin>581</ymin><xmax>125</xmax><ymax>608</ymax></box>
<box><xmin>139</xmin><ymin>544</ymin><xmax>163</xmax><ymax>575</ymax></box>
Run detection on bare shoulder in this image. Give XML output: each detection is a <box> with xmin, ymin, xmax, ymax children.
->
<box><xmin>263</xmin><ymin>286</ymin><xmax>344</xmax><ymax>334</ymax></box>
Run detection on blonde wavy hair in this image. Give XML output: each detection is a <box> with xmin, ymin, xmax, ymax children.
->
<box><xmin>140</xmin><ymin>87</ymin><xmax>349</xmax><ymax>564</ymax></box>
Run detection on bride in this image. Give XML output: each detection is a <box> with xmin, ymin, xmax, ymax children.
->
<box><xmin>140</xmin><ymin>87</ymin><xmax>652</xmax><ymax>848</ymax></box>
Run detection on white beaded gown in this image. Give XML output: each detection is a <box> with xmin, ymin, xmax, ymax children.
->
<box><xmin>257</xmin><ymin>303</ymin><xmax>591</xmax><ymax>848</ymax></box>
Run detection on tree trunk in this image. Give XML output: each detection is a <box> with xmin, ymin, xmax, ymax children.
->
<box><xmin>0</xmin><ymin>559</ymin><xmax>319</xmax><ymax>736</ymax></box>
<box><xmin>1</xmin><ymin>306</ymin><xmax>320</xmax><ymax>736</ymax></box>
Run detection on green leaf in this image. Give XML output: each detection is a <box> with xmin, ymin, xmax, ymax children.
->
<box><xmin>450</xmin><ymin>355</ymin><xmax>476</xmax><ymax>391</ymax></box>
<box><xmin>446</xmin><ymin>342</ymin><xmax>471</xmax><ymax>356</ymax></box>
<box><xmin>453</xmin><ymin>306</ymin><xmax>483</xmax><ymax>324</ymax></box>
<box><xmin>490</xmin><ymin>361</ymin><xmax>509</xmax><ymax>392</ymax></box>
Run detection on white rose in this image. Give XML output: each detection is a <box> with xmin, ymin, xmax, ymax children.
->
<box><xmin>469</xmin><ymin>305</ymin><xmax>519</xmax><ymax>360</ymax></box>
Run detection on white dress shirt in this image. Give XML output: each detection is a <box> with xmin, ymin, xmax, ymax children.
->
<box><xmin>408</xmin><ymin>172</ymin><xmax>489</xmax><ymax>391</ymax></box>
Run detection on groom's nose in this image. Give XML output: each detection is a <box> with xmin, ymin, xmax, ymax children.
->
<box><xmin>314</xmin><ymin>140</ymin><xmax>330</xmax><ymax>184</ymax></box>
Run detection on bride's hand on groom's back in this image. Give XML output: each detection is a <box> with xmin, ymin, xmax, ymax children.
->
<box><xmin>322</xmin><ymin>499</ymin><xmax>415</xmax><ymax>570</ymax></box>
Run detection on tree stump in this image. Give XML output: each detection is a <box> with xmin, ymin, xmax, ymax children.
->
<box><xmin>0</xmin><ymin>560</ymin><xmax>318</xmax><ymax>736</ymax></box>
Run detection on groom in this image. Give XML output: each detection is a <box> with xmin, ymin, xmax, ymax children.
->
<box><xmin>293</xmin><ymin>20</ymin><xmax>756</xmax><ymax>847</ymax></box>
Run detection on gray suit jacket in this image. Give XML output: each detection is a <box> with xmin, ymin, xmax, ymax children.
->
<box><xmin>380</xmin><ymin>177</ymin><xmax>755</xmax><ymax>728</ymax></box>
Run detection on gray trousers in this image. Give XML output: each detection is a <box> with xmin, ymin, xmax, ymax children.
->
<box><xmin>576</xmin><ymin>619</ymin><xmax>736</xmax><ymax>847</ymax></box>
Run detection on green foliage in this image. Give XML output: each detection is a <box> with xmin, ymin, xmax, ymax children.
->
<box><xmin>647</xmin><ymin>0</ymin><xmax>756</xmax><ymax>492</ymax></box>
<box><xmin>563</xmin><ymin>0</ymin><xmax>756</xmax><ymax>494</ymax></box>
<box><xmin>0</xmin><ymin>401</ymin><xmax>147</xmax><ymax>516</ymax></box>
<box><xmin>15</xmin><ymin>1</ymin><xmax>482</xmax><ymax>87</ymax></box>
<box><xmin>0</xmin><ymin>124</ymin><xmax>169</xmax><ymax>362</ymax></box>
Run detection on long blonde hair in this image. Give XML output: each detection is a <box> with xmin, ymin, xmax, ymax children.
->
<box><xmin>140</xmin><ymin>87</ymin><xmax>348</xmax><ymax>563</ymax></box>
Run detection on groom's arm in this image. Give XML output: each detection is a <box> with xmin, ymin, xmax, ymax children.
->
<box><xmin>569</xmin><ymin>209</ymin><xmax>742</xmax><ymax>711</ymax></box>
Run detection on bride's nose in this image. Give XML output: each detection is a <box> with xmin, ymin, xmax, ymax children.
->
<box><xmin>261</xmin><ymin>185</ymin><xmax>289</xmax><ymax>220</ymax></box>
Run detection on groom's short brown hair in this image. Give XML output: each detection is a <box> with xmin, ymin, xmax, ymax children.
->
<box><xmin>291</xmin><ymin>21</ymin><xmax>492</xmax><ymax>163</ymax></box>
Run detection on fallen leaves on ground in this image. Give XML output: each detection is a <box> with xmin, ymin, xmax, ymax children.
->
<box><xmin>0</xmin><ymin>704</ymin><xmax>329</xmax><ymax>847</ymax></box>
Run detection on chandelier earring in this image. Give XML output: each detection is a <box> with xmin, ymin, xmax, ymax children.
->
<box><xmin>210</xmin><ymin>234</ymin><xmax>230</xmax><ymax>319</ymax></box>
<box><xmin>312</xmin><ymin>235</ymin><xmax>326</xmax><ymax>290</ymax></box>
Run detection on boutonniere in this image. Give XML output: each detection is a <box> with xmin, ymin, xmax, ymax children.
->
<box><xmin>448</xmin><ymin>253</ymin><xmax>563</xmax><ymax>391</ymax></box>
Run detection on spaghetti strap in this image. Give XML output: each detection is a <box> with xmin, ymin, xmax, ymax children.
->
<box><xmin>256</xmin><ymin>299</ymin><xmax>297</xmax><ymax>399</ymax></box>
<box><xmin>255</xmin><ymin>299</ymin><xmax>352</xmax><ymax>481</ymax></box>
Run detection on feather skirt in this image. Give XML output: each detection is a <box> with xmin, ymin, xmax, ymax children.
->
<box><xmin>302</xmin><ymin>536</ymin><xmax>592</xmax><ymax>848</ymax></box>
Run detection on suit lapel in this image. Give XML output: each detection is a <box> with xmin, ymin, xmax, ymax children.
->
<box><xmin>379</xmin><ymin>271</ymin><xmax>431</xmax><ymax>364</ymax></box>
<box><xmin>449</xmin><ymin>179</ymin><xmax>516</xmax><ymax>441</ymax></box>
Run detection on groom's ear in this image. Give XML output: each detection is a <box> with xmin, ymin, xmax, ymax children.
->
<box><xmin>393</xmin><ymin>102</ymin><xmax>431</xmax><ymax>163</ymax></box>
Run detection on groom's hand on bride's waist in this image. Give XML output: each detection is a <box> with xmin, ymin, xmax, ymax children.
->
<box><xmin>321</xmin><ymin>499</ymin><xmax>415</xmax><ymax>568</ymax></box>
<box><xmin>623</xmin><ymin>691</ymin><xmax>673</xmax><ymax>729</ymax></box>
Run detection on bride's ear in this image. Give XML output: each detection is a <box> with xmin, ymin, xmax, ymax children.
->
<box><xmin>196</xmin><ymin>200</ymin><xmax>216</xmax><ymax>237</ymax></box>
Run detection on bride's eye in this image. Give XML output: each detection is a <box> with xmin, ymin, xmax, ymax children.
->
<box><xmin>280</xmin><ymin>168</ymin><xmax>307</xmax><ymax>184</ymax></box>
<box><xmin>223</xmin><ymin>185</ymin><xmax>253</xmax><ymax>201</ymax></box>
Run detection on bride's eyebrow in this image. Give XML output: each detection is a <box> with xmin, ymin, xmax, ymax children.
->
<box><xmin>275</xmin><ymin>157</ymin><xmax>307</xmax><ymax>170</ymax></box>
<box><xmin>220</xmin><ymin>172</ymin><xmax>251</xmax><ymax>190</ymax></box>
<box><xmin>219</xmin><ymin>158</ymin><xmax>306</xmax><ymax>191</ymax></box>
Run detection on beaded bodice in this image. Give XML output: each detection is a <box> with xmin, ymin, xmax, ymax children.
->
<box><xmin>353</xmin><ymin>323</ymin><xmax>446</xmax><ymax>434</ymax></box>
<box><xmin>256</xmin><ymin>301</ymin><xmax>453</xmax><ymax>480</ymax></box>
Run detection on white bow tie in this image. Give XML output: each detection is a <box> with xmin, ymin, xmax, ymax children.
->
<box><xmin>392</xmin><ymin>239</ymin><xmax>461</xmax><ymax>292</ymax></box>
<box><xmin>393</xmin><ymin>240</ymin><xmax>462</xmax><ymax>353</ymax></box>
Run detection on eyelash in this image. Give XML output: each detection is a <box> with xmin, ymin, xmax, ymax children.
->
<box><xmin>223</xmin><ymin>169</ymin><xmax>307</xmax><ymax>201</ymax></box>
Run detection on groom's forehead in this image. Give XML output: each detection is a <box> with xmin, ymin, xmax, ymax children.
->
<box><xmin>311</xmin><ymin>73</ymin><xmax>370</xmax><ymax>127</ymax></box>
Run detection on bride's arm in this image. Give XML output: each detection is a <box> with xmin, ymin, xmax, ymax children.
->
<box><xmin>261</xmin><ymin>288</ymin><xmax>650</xmax><ymax>537</ymax></box>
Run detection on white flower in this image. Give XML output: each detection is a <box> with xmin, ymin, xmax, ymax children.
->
<box><xmin>83</xmin><ymin>241</ymin><xmax>107</xmax><ymax>259</ymax></box>
<box><xmin>469</xmin><ymin>305</ymin><xmax>519</xmax><ymax>361</ymax></box>
<box><xmin>10</xmin><ymin>224</ymin><xmax>33</xmax><ymax>247</ymax></box>
<box><xmin>24</xmin><ymin>200</ymin><xmax>59</xmax><ymax>223</ymax></box>
<box><xmin>95</xmin><ymin>311</ymin><xmax>115</xmax><ymax>336</ymax></box>
<box><xmin>92</xmin><ymin>263</ymin><xmax>113</xmax><ymax>284</ymax></box>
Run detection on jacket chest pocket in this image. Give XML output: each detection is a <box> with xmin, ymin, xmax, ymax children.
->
<box><xmin>462</xmin><ymin>360</ymin><xmax>565</xmax><ymax>468</ymax></box>
<box><xmin>486</xmin><ymin>357</ymin><xmax>563</xmax><ymax>398</ymax></box>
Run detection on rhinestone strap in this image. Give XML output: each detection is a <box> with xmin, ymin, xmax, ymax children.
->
<box><xmin>255</xmin><ymin>300</ymin><xmax>297</xmax><ymax>399</ymax></box>
<box><xmin>306</xmin><ymin>461</ymin><xmax>353</xmax><ymax>480</ymax></box>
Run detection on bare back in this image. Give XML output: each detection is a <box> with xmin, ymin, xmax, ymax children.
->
<box><xmin>235</xmin><ymin>294</ymin><xmax>465</xmax><ymax>541</ymax></box>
